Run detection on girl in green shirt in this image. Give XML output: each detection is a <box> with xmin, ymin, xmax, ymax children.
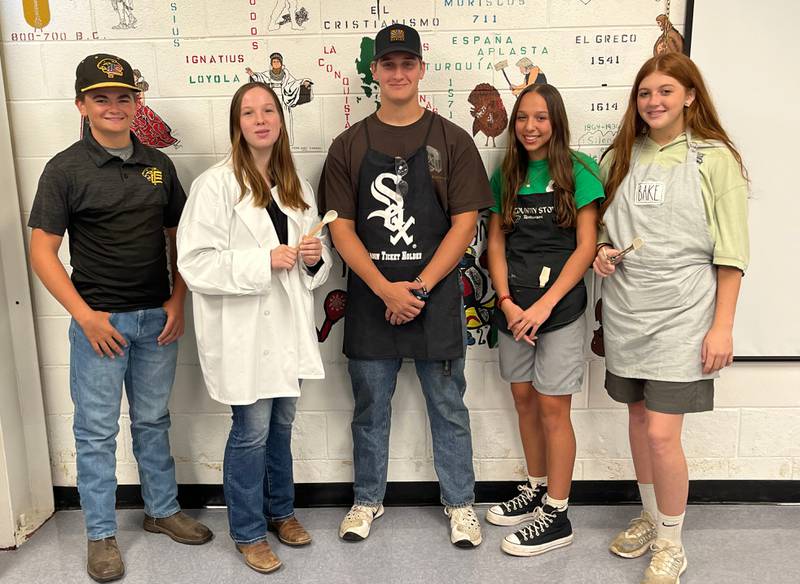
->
<box><xmin>486</xmin><ymin>83</ymin><xmax>604</xmax><ymax>556</ymax></box>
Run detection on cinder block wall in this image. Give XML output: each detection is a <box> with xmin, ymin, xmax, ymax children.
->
<box><xmin>3</xmin><ymin>0</ymin><xmax>798</xmax><ymax>488</ymax></box>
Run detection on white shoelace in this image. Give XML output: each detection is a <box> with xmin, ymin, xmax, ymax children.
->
<box><xmin>625</xmin><ymin>514</ymin><xmax>655</xmax><ymax>538</ymax></box>
<box><xmin>345</xmin><ymin>505</ymin><xmax>376</xmax><ymax>522</ymax></box>
<box><xmin>502</xmin><ymin>483</ymin><xmax>540</xmax><ymax>512</ymax></box>
<box><xmin>649</xmin><ymin>542</ymin><xmax>684</xmax><ymax>576</ymax></box>
<box><xmin>516</xmin><ymin>506</ymin><xmax>555</xmax><ymax>541</ymax></box>
<box><xmin>449</xmin><ymin>506</ymin><xmax>479</xmax><ymax>528</ymax></box>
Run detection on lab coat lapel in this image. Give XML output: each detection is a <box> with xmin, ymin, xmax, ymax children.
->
<box><xmin>233</xmin><ymin>189</ymin><xmax>275</xmax><ymax>248</ymax></box>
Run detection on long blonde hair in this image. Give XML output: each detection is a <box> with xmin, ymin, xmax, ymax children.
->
<box><xmin>228</xmin><ymin>82</ymin><xmax>308</xmax><ymax>210</ymax></box>
<box><xmin>601</xmin><ymin>53</ymin><xmax>746</xmax><ymax>218</ymax></box>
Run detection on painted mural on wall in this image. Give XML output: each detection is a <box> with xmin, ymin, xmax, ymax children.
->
<box><xmin>110</xmin><ymin>0</ymin><xmax>137</xmax><ymax>30</ymax></box>
<box><xmin>317</xmin><ymin>290</ymin><xmax>347</xmax><ymax>342</ymax></box>
<box><xmin>468</xmin><ymin>83</ymin><xmax>507</xmax><ymax>147</ymax></box>
<box><xmin>21</xmin><ymin>0</ymin><xmax>49</xmax><ymax>29</ymax></box>
<box><xmin>268</xmin><ymin>0</ymin><xmax>309</xmax><ymax>31</ymax></box>
<box><xmin>356</xmin><ymin>37</ymin><xmax>380</xmax><ymax>108</ymax></box>
<box><xmin>79</xmin><ymin>68</ymin><xmax>180</xmax><ymax>150</ymax></box>
<box><xmin>246</xmin><ymin>52</ymin><xmax>314</xmax><ymax>145</ymax></box>
<box><xmin>653</xmin><ymin>13</ymin><xmax>685</xmax><ymax>55</ymax></box>
<box><xmin>2</xmin><ymin>0</ymin><xmax>692</xmax><ymax>348</ymax></box>
<box><xmin>130</xmin><ymin>70</ymin><xmax>180</xmax><ymax>148</ymax></box>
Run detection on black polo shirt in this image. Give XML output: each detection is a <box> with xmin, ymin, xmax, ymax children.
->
<box><xmin>28</xmin><ymin>130</ymin><xmax>186</xmax><ymax>312</ymax></box>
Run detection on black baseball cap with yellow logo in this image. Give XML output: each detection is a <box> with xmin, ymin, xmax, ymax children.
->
<box><xmin>75</xmin><ymin>53</ymin><xmax>141</xmax><ymax>96</ymax></box>
<box><xmin>373</xmin><ymin>24</ymin><xmax>422</xmax><ymax>61</ymax></box>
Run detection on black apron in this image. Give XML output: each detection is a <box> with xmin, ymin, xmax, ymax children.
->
<box><xmin>343</xmin><ymin>114</ymin><xmax>464</xmax><ymax>360</ymax></box>
<box><xmin>491</xmin><ymin>188</ymin><xmax>586</xmax><ymax>336</ymax></box>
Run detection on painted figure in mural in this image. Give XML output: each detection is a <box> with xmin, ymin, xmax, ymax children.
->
<box><xmin>318</xmin><ymin>23</ymin><xmax>494</xmax><ymax>548</ymax></box>
<box><xmin>28</xmin><ymin>53</ymin><xmax>212</xmax><ymax>583</ymax></box>
<box><xmin>595</xmin><ymin>52</ymin><xmax>748</xmax><ymax>584</ymax></box>
<box><xmin>510</xmin><ymin>57</ymin><xmax>547</xmax><ymax>97</ymax></box>
<box><xmin>653</xmin><ymin>13</ymin><xmax>685</xmax><ymax>55</ymax></box>
<box><xmin>486</xmin><ymin>84</ymin><xmax>603</xmax><ymax>557</ymax></box>
<box><xmin>177</xmin><ymin>82</ymin><xmax>331</xmax><ymax>574</ymax></box>
<box><xmin>459</xmin><ymin>246</ymin><xmax>496</xmax><ymax>345</ymax></box>
<box><xmin>269</xmin><ymin>0</ymin><xmax>308</xmax><ymax>30</ymax></box>
<box><xmin>468</xmin><ymin>83</ymin><xmax>508</xmax><ymax>147</ymax></box>
<box><xmin>110</xmin><ymin>0</ymin><xmax>136</xmax><ymax>29</ymax></box>
<box><xmin>246</xmin><ymin>52</ymin><xmax>313</xmax><ymax>145</ymax></box>
<box><xmin>130</xmin><ymin>69</ymin><xmax>180</xmax><ymax>149</ymax></box>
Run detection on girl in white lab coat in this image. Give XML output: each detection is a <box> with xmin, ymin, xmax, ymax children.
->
<box><xmin>177</xmin><ymin>82</ymin><xmax>331</xmax><ymax>573</ymax></box>
<box><xmin>594</xmin><ymin>53</ymin><xmax>748</xmax><ymax>584</ymax></box>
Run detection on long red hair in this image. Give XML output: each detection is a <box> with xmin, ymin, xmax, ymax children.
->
<box><xmin>601</xmin><ymin>53</ymin><xmax>746</xmax><ymax>219</ymax></box>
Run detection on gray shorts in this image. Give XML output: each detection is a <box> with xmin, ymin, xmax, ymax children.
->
<box><xmin>497</xmin><ymin>317</ymin><xmax>585</xmax><ymax>395</ymax></box>
<box><xmin>605</xmin><ymin>371</ymin><xmax>714</xmax><ymax>414</ymax></box>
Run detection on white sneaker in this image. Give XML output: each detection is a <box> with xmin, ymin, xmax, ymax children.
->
<box><xmin>609</xmin><ymin>511</ymin><xmax>657</xmax><ymax>558</ymax></box>
<box><xmin>641</xmin><ymin>539</ymin><xmax>688</xmax><ymax>584</ymax></box>
<box><xmin>339</xmin><ymin>504</ymin><xmax>384</xmax><ymax>541</ymax></box>
<box><xmin>444</xmin><ymin>505</ymin><xmax>482</xmax><ymax>548</ymax></box>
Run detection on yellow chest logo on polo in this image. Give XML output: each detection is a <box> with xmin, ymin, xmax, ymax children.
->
<box><xmin>142</xmin><ymin>167</ymin><xmax>163</xmax><ymax>185</ymax></box>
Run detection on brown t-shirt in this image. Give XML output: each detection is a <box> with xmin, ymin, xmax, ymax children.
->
<box><xmin>318</xmin><ymin>110</ymin><xmax>493</xmax><ymax>219</ymax></box>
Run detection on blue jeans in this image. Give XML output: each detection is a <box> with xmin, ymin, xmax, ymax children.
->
<box><xmin>224</xmin><ymin>397</ymin><xmax>297</xmax><ymax>544</ymax></box>
<box><xmin>348</xmin><ymin>357</ymin><xmax>475</xmax><ymax>508</ymax></box>
<box><xmin>69</xmin><ymin>308</ymin><xmax>180</xmax><ymax>540</ymax></box>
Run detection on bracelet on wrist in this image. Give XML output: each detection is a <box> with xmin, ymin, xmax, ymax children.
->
<box><xmin>497</xmin><ymin>294</ymin><xmax>512</xmax><ymax>309</ymax></box>
<box><xmin>414</xmin><ymin>276</ymin><xmax>429</xmax><ymax>296</ymax></box>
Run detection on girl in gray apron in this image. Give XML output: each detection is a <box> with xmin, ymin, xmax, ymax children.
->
<box><xmin>486</xmin><ymin>84</ymin><xmax>604</xmax><ymax>557</ymax></box>
<box><xmin>595</xmin><ymin>53</ymin><xmax>749</xmax><ymax>584</ymax></box>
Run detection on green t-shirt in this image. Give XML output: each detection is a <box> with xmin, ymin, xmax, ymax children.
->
<box><xmin>598</xmin><ymin>134</ymin><xmax>749</xmax><ymax>271</ymax></box>
<box><xmin>489</xmin><ymin>150</ymin><xmax>605</xmax><ymax>213</ymax></box>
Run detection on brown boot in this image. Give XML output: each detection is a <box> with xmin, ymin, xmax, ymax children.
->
<box><xmin>87</xmin><ymin>537</ymin><xmax>124</xmax><ymax>583</ymax></box>
<box><xmin>236</xmin><ymin>540</ymin><xmax>282</xmax><ymax>573</ymax></box>
<box><xmin>268</xmin><ymin>516</ymin><xmax>312</xmax><ymax>546</ymax></box>
<box><xmin>143</xmin><ymin>511</ymin><xmax>213</xmax><ymax>544</ymax></box>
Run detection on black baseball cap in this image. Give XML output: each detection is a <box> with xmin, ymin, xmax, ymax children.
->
<box><xmin>75</xmin><ymin>53</ymin><xmax>140</xmax><ymax>95</ymax></box>
<box><xmin>373</xmin><ymin>24</ymin><xmax>422</xmax><ymax>61</ymax></box>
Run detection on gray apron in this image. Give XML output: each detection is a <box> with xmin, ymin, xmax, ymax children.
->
<box><xmin>602</xmin><ymin>132</ymin><xmax>718</xmax><ymax>381</ymax></box>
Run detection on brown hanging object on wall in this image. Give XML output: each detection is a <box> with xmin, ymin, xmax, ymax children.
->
<box><xmin>22</xmin><ymin>0</ymin><xmax>50</xmax><ymax>29</ymax></box>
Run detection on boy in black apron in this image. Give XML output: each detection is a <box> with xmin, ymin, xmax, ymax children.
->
<box><xmin>319</xmin><ymin>24</ymin><xmax>494</xmax><ymax>547</ymax></box>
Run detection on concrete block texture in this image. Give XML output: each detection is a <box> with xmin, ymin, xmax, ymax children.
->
<box><xmin>5</xmin><ymin>0</ymin><xmax>793</xmax><ymax>486</ymax></box>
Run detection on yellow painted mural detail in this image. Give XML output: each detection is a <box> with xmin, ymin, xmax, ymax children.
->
<box><xmin>22</xmin><ymin>0</ymin><xmax>50</xmax><ymax>29</ymax></box>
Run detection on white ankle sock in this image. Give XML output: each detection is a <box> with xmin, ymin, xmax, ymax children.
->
<box><xmin>528</xmin><ymin>475</ymin><xmax>547</xmax><ymax>487</ymax></box>
<box><xmin>657</xmin><ymin>510</ymin><xmax>685</xmax><ymax>547</ymax></box>
<box><xmin>638</xmin><ymin>483</ymin><xmax>657</xmax><ymax>519</ymax></box>
<box><xmin>544</xmin><ymin>493</ymin><xmax>568</xmax><ymax>510</ymax></box>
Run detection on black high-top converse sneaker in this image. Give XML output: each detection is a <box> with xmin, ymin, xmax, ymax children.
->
<box><xmin>500</xmin><ymin>504</ymin><xmax>573</xmax><ymax>557</ymax></box>
<box><xmin>486</xmin><ymin>481</ymin><xmax>545</xmax><ymax>526</ymax></box>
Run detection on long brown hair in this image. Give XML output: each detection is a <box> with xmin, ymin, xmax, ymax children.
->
<box><xmin>500</xmin><ymin>84</ymin><xmax>589</xmax><ymax>232</ymax></box>
<box><xmin>601</xmin><ymin>53</ymin><xmax>746</xmax><ymax>218</ymax></box>
<box><xmin>228</xmin><ymin>82</ymin><xmax>307</xmax><ymax>210</ymax></box>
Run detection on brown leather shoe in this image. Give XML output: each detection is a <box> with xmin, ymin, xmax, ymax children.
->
<box><xmin>236</xmin><ymin>540</ymin><xmax>282</xmax><ymax>573</ymax></box>
<box><xmin>268</xmin><ymin>516</ymin><xmax>312</xmax><ymax>546</ymax></box>
<box><xmin>143</xmin><ymin>511</ymin><xmax>213</xmax><ymax>544</ymax></box>
<box><xmin>87</xmin><ymin>537</ymin><xmax>124</xmax><ymax>583</ymax></box>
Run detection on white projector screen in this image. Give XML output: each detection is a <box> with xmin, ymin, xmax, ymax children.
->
<box><xmin>691</xmin><ymin>0</ymin><xmax>800</xmax><ymax>359</ymax></box>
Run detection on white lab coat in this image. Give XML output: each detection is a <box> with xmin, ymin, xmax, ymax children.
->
<box><xmin>177</xmin><ymin>160</ymin><xmax>331</xmax><ymax>405</ymax></box>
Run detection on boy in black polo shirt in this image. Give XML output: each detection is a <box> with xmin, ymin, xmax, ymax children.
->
<box><xmin>28</xmin><ymin>54</ymin><xmax>211</xmax><ymax>583</ymax></box>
